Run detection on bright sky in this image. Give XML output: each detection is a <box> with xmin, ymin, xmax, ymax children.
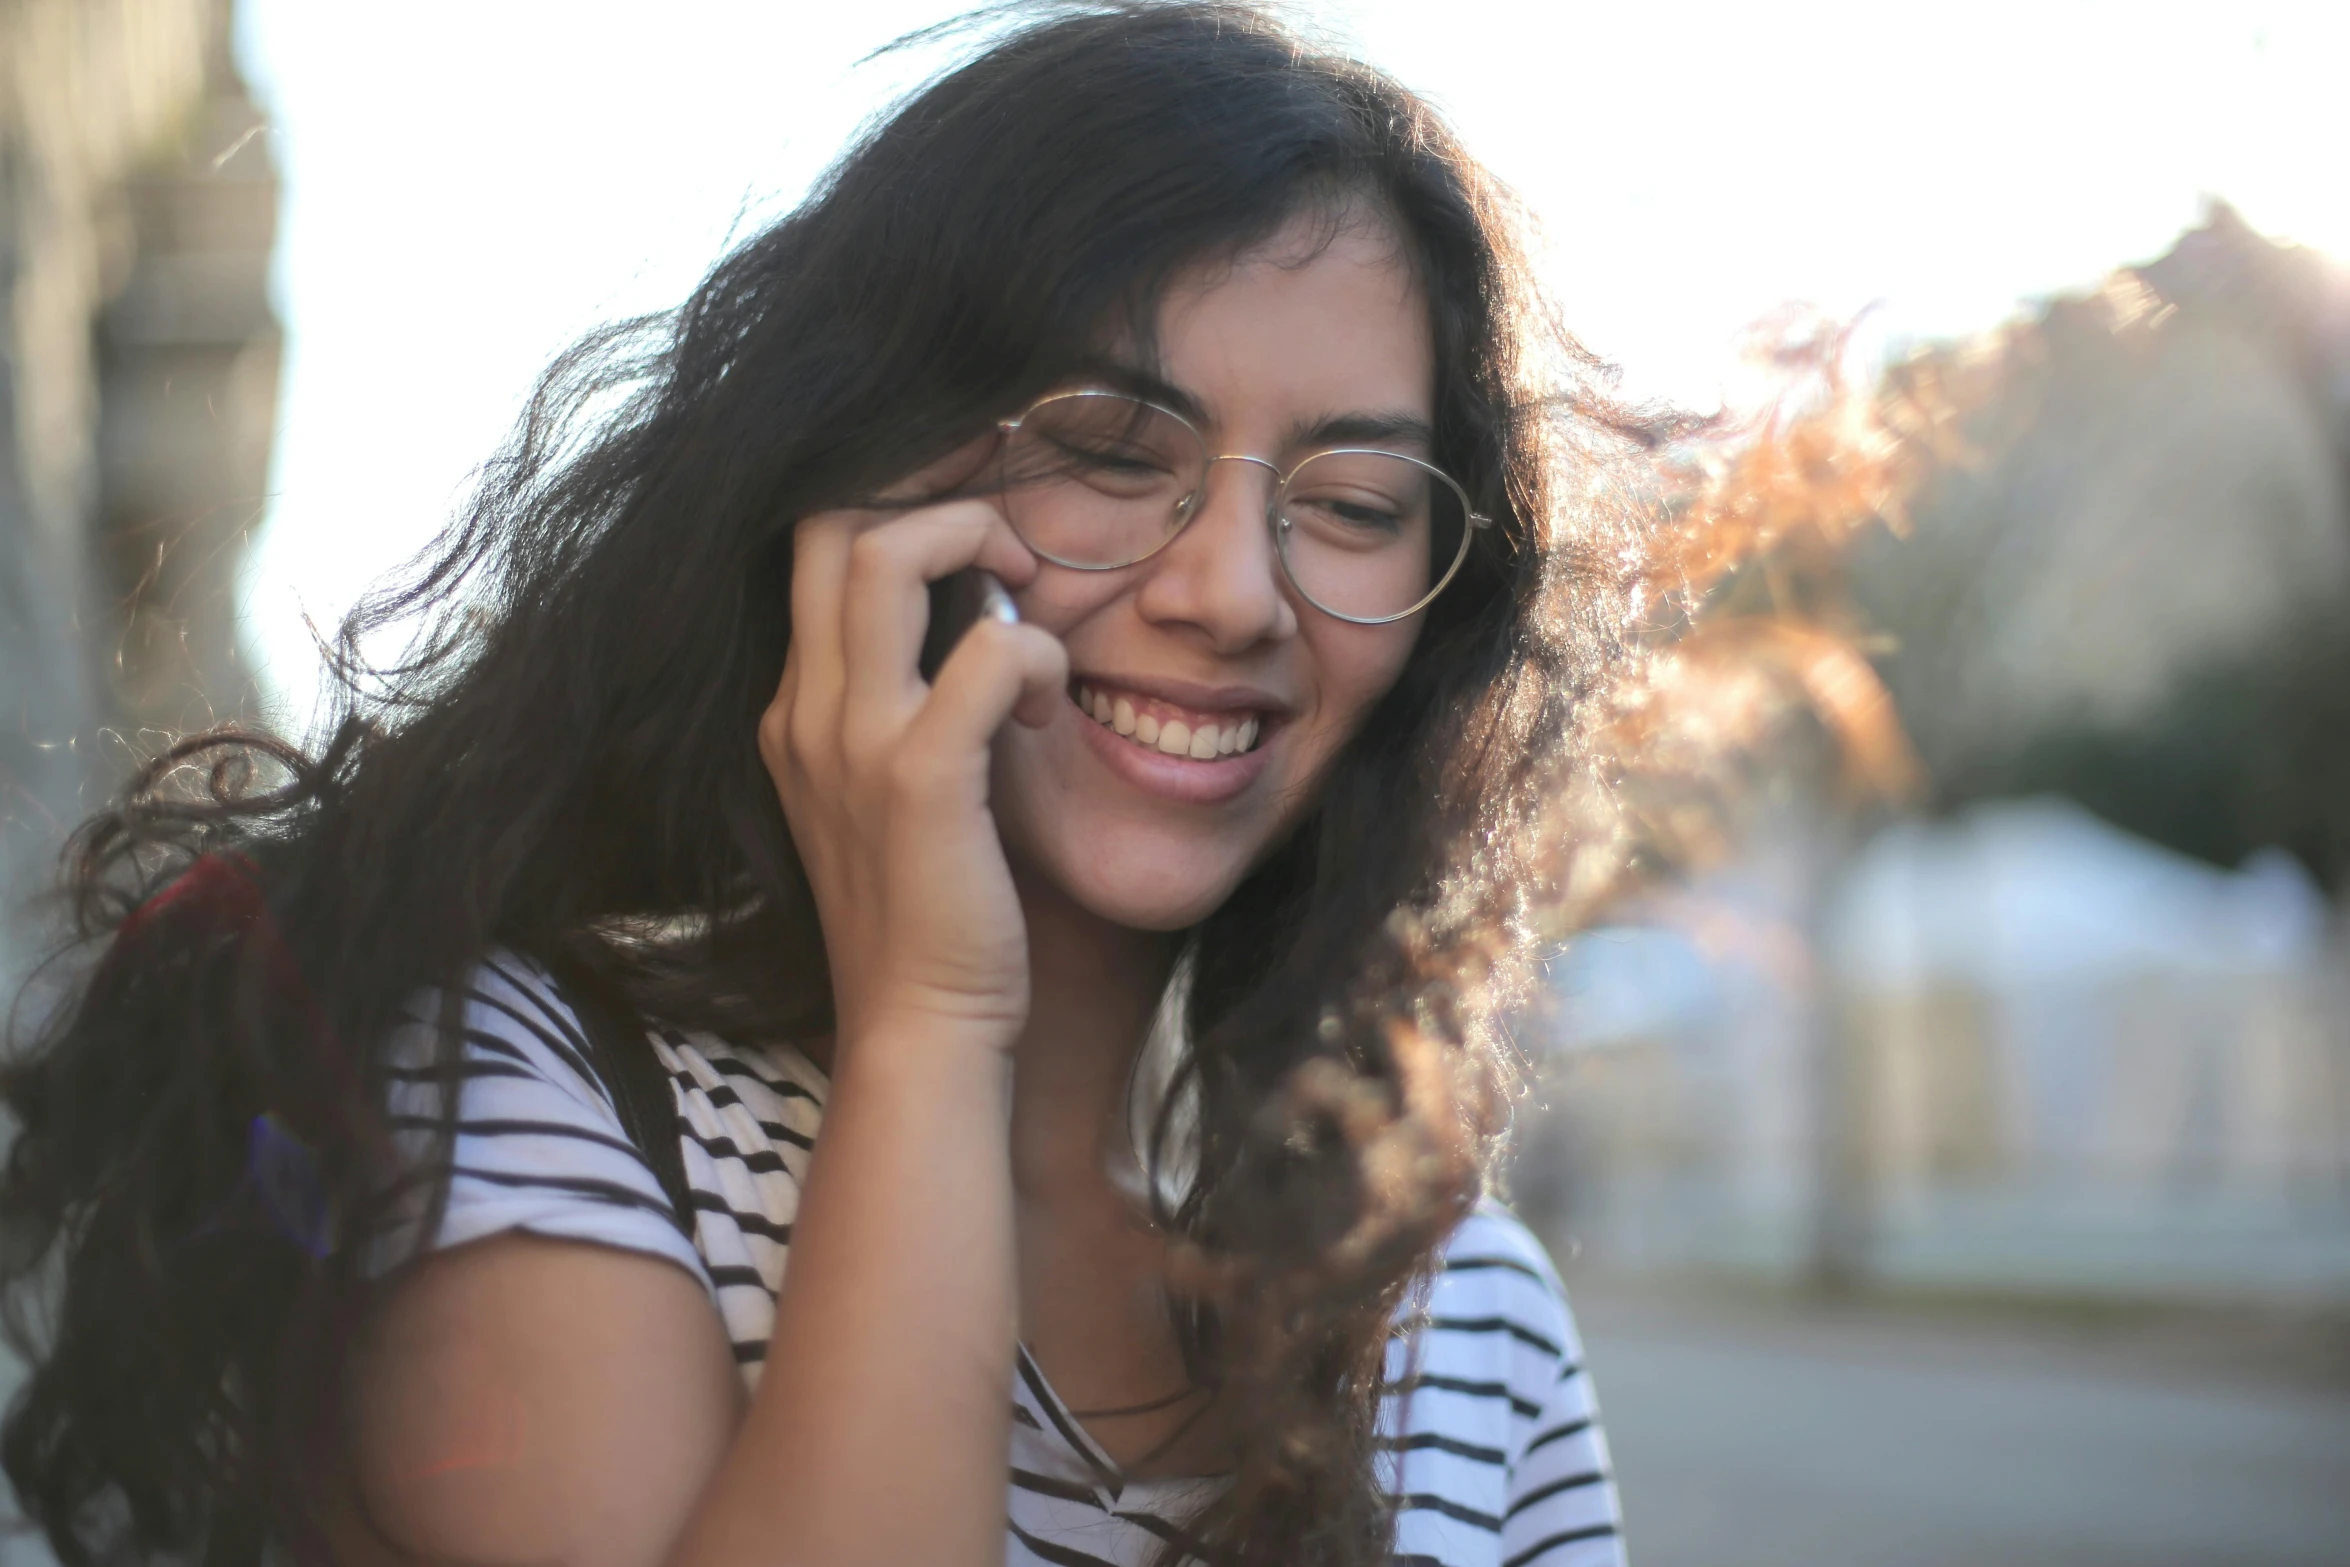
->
<box><xmin>233</xmin><ymin>0</ymin><xmax>2350</xmax><ymax>733</ymax></box>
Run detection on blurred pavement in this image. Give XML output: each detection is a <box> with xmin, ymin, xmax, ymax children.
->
<box><xmin>1566</xmin><ymin>1274</ymin><xmax>2350</xmax><ymax>1567</ymax></box>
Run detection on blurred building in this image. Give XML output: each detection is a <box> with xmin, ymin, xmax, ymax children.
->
<box><xmin>0</xmin><ymin>0</ymin><xmax>278</xmax><ymax>981</ymax></box>
<box><xmin>1524</xmin><ymin>800</ymin><xmax>2350</xmax><ymax>1300</ymax></box>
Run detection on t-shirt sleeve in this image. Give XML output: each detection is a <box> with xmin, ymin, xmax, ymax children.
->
<box><xmin>1479</xmin><ymin>1209</ymin><xmax>1624</xmax><ymax>1567</ymax></box>
<box><xmin>1386</xmin><ymin>1202</ymin><xmax>1627</xmax><ymax>1567</ymax></box>
<box><xmin>1501</xmin><ymin>1288</ymin><xmax>1622</xmax><ymax>1567</ymax></box>
<box><xmin>364</xmin><ymin>954</ymin><xmax>712</xmax><ymax>1296</ymax></box>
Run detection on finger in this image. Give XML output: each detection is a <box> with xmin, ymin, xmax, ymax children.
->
<box><xmin>839</xmin><ymin>502</ymin><xmax>1035</xmax><ymax>727</ymax></box>
<box><xmin>792</xmin><ymin>421</ymin><xmax>1021</xmax><ymax>693</ymax></box>
<box><xmin>784</xmin><ymin>510</ymin><xmax>860</xmax><ymax>733</ymax></box>
<box><xmin>911</xmin><ymin>620</ymin><xmax>1069</xmax><ymax>764</ymax></box>
<box><xmin>760</xmin><ymin>642</ymin><xmax>800</xmax><ymax>782</ymax></box>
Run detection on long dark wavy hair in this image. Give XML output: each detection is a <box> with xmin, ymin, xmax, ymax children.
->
<box><xmin>0</xmin><ymin>4</ymin><xmax>1673</xmax><ymax>1563</ymax></box>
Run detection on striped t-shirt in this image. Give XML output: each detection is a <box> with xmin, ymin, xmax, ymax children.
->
<box><xmin>382</xmin><ymin>957</ymin><xmax>1625</xmax><ymax>1567</ymax></box>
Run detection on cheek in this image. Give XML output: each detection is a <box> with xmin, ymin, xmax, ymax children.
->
<box><xmin>1010</xmin><ymin>565</ymin><xmax>1132</xmax><ymax>637</ymax></box>
<box><xmin>1300</xmin><ymin>621</ymin><xmax>1420</xmax><ymax>749</ymax></box>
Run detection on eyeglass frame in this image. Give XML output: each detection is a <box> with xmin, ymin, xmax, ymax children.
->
<box><xmin>994</xmin><ymin>388</ymin><xmax>1492</xmax><ymax>626</ymax></box>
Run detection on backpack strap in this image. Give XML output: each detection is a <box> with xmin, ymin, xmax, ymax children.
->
<box><xmin>542</xmin><ymin>950</ymin><xmax>696</xmax><ymax>1241</ymax></box>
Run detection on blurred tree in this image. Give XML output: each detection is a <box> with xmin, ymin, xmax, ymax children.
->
<box><xmin>1856</xmin><ymin>204</ymin><xmax>2350</xmax><ymax>889</ymax></box>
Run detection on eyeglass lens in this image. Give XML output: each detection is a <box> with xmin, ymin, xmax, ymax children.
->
<box><xmin>999</xmin><ymin>392</ymin><xmax>1469</xmax><ymax>622</ymax></box>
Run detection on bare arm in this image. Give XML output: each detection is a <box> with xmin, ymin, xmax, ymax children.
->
<box><xmin>347</xmin><ymin>1044</ymin><xmax>1016</xmax><ymax>1567</ymax></box>
<box><xmin>670</xmin><ymin>1033</ymin><xmax>1017</xmax><ymax>1567</ymax></box>
<box><xmin>346</xmin><ymin>469</ymin><xmax>1060</xmax><ymax>1567</ymax></box>
<box><xmin>344</xmin><ymin>1238</ymin><xmax>742</xmax><ymax>1567</ymax></box>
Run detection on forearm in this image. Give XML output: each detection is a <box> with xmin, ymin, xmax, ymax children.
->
<box><xmin>667</xmin><ymin>1022</ymin><xmax>1017</xmax><ymax>1567</ymax></box>
<box><xmin>679</xmin><ymin>479</ymin><xmax>1059</xmax><ymax>1567</ymax></box>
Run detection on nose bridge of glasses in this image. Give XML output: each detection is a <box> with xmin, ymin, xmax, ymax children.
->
<box><xmin>1193</xmin><ymin>451</ymin><xmax>1283</xmax><ymax>519</ymax></box>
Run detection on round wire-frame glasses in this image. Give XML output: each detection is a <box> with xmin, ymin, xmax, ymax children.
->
<box><xmin>996</xmin><ymin>389</ymin><xmax>1491</xmax><ymax>625</ymax></box>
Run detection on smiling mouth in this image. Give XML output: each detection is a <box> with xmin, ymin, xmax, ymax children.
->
<box><xmin>1071</xmin><ymin>681</ymin><xmax>1267</xmax><ymax>760</ymax></box>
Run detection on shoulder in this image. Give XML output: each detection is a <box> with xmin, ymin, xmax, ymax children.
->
<box><xmin>1425</xmin><ymin>1200</ymin><xmax>1585</xmax><ymax>1368</ymax></box>
<box><xmin>1386</xmin><ymin>1203</ymin><xmax>1625</xmax><ymax>1565</ymax></box>
<box><xmin>384</xmin><ymin>952</ymin><xmax>615</xmax><ymax>1116</ymax></box>
<box><xmin>1385</xmin><ymin>1200</ymin><xmax>1582</xmax><ymax>1447</ymax></box>
<box><xmin>1437</xmin><ymin>1207</ymin><xmax>1623</xmax><ymax>1566</ymax></box>
<box><xmin>372</xmin><ymin>953</ymin><xmax>707</xmax><ymax>1291</ymax></box>
<box><xmin>1437</xmin><ymin>1201</ymin><xmax>1569</xmax><ymax>1288</ymax></box>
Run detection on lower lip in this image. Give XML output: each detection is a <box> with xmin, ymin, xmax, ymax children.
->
<box><xmin>1067</xmin><ymin>695</ymin><xmax>1276</xmax><ymax>805</ymax></box>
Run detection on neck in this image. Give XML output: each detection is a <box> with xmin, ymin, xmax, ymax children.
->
<box><xmin>1005</xmin><ymin>864</ymin><xmax>1175</xmax><ymax>1207</ymax></box>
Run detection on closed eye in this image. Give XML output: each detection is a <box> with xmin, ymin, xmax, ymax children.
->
<box><xmin>1289</xmin><ymin>491</ymin><xmax>1409</xmax><ymax>534</ymax></box>
<box><xmin>1045</xmin><ymin>433</ymin><xmax>1173</xmax><ymax>476</ymax></box>
<box><xmin>1323</xmin><ymin>498</ymin><xmax>1401</xmax><ymax>531</ymax></box>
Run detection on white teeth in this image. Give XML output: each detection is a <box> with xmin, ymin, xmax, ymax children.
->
<box><xmin>1077</xmin><ymin>683</ymin><xmax>1264</xmax><ymax>758</ymax></box>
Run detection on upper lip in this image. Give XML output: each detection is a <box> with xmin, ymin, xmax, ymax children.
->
<box><xmin>1072</xmin><ymin>672</ymin><xmax>1295</xmax><ymax>717</ymax></box>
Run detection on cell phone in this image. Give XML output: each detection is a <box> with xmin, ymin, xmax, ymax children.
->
<box><xmin>917</xmin><ymin>568</ymin><xmax>1019</xmax><ymax>681</ymax></box>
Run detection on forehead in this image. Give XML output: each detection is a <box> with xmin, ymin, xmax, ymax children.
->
<box><xmin>1140</xmin><ymin>211</ymin><xmax>1435</xmax><ymax>424</ymax></box>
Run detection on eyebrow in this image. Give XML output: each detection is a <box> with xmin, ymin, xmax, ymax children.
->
<box><xmin>1074</xmin><ymin>360</ymin><xmax>1210</xmax><ymax>424</ymax></box>
<box><xmin>1288</xmin><ymin>410</ymin><xmax>1436</xmax><ymax>453</ymax></box>
<box><xmin>1071</xmin><ymin>358</ymin><xmax>1436</xmax><ymax>457</ymax></box>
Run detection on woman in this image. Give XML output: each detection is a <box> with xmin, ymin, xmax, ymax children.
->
<box><xmin>2</xmin><ymin>5</ymin><xmax>1647</xmax><ymax>1565</ymax></box>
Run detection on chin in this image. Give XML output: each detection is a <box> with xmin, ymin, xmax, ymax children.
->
<box><xmin>1011</xmin><ymin>824</ymin><xmax>1254</xmax><ymax>932</ymax></box>
<box><xmin>991</xmin><ymin>712</ymin><xmax>1289</xmax><ymax>933</ymax></box>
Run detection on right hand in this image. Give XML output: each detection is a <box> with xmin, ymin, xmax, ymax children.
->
<box><xmin>759</xmin><ymin>454</ymin><xmax>1068</xmax><ymax>1053</ymax></box>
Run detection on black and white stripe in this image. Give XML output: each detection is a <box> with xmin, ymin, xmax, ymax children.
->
<box><xmin>382</xmin><ymin>960</ymin><xmax>1626</xmax><ymax>1567</ymax></box>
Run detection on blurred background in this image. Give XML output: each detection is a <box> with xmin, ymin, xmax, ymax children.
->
<box><xmin>2</xmin><ymin>1</ymin><xmax>2346</xmax><ymax>1563</ymax></box>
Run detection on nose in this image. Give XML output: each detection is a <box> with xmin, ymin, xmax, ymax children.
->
<box><xmin>1130</xmin><ymin>456</ymin><xmax>1297</xmax><ymax>652</ymax></box>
